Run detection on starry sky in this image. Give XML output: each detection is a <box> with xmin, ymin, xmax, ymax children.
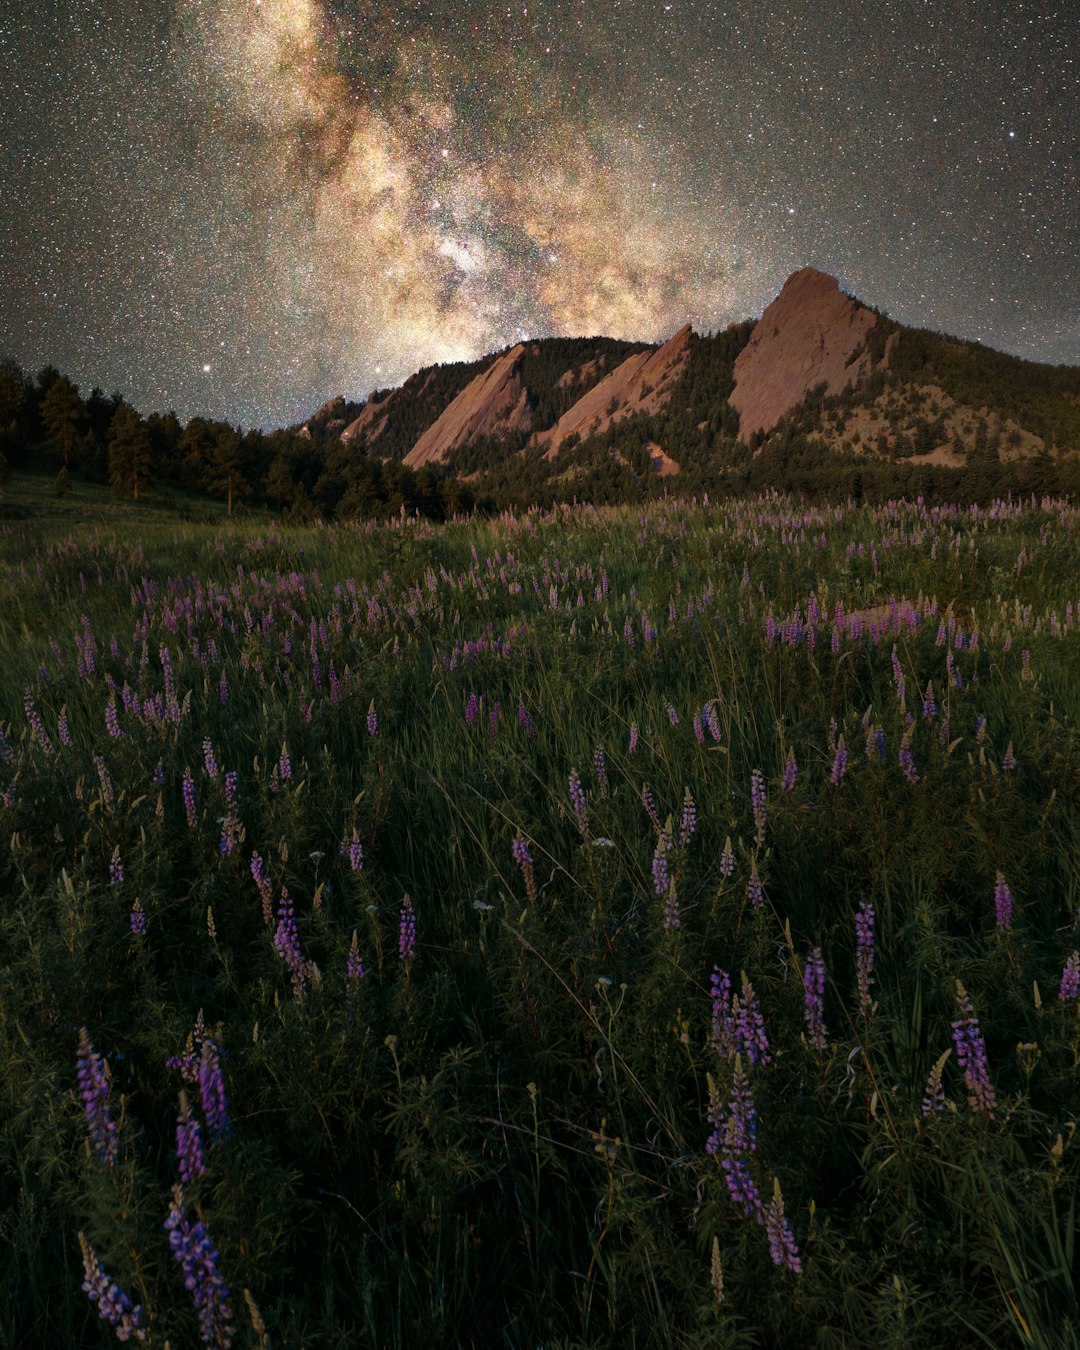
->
<box><xmin>1</xmin><ymin>0</ymin><xmax>1076</xmax><ymax>429</ymax></box>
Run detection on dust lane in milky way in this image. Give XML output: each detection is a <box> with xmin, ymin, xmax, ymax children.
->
<box><xmin>1</xmin><ymin>0</ymin><xmax>1075</xmax><ymax>428</ymax></box>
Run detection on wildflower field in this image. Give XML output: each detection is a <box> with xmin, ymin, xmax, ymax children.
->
<box><xmin>2</xmin><ymin>491</ymin><xmax>1079</xmax><ymax>1347</ymax></box>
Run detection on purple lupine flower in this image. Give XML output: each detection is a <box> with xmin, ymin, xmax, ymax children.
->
<box><xmin>705</xmin><ymin>702</ymin><xmax>721</xmax><ymax>742</ymax></box>
<box><xmin>1058</xmin><ymin>952</ymin><xmax>1080</xmax><ymax>1001</ymax></box>
<box><xmin>166</xmin><ymin>1013</ymin><xmax>208</xmax><ymax>1083</ymax></box>
<box><xmin>344</xmin><ymin>828</ymin><xmax>364</xmax><ymax>872</ymax></box>
<box><xmin>898</xmin><ymin>740</ymin><xmax>920</xmax><ymax>785</ymax></box>
<box><xmin>182</xmin><ymin>769</ymin><xmax>197</xmax><ymax>828</ymax></box>
<box><xmin>802</xmin><ymin>948</ymin><xmax>827</xmax><ymax>1050</ymax></box>
<box><xmin>628</xmin><ymin>722</ymin><xmax>639</xmax><ymax>754</ymax></box>
<box><xmin>464</xmin><ymin>692</ymin><xmax>481</xmax><ymax>726</ymax></box>
<box><xmin>781</xmin><ymin>749</ymin><xmax>798</xmax><ymax>794</ymax></box>
<box><xmin>678</xmin><ymin>787</ymin><xmax>697</xmax><ymax>847</ymax></box>
<box><xmin>719</xmin><ymin>836</ymin><xmax>734</xmax><ymax>878</ymax></box>
<box><xmin>765</xmin><ymin>1179</ymin><xmax>802</xmax><ymax>1273</ymax></box>
<box><xmin>57</xmin><ymin>710</ymin><xmax>72</xmax><ymax>748</ymax></box>
<box><xmin>733</xmin><ymin>975</ymin><xmax>770</xmax><ymax>1066</ymax></box>
<box><xmin>176</xmin><ymin>1091</ymin><xmax>207</xmax><ymax>1183</ymax></box>
<box><xmin>666</xmin><ymin>702</ymin><xmax>679</xmax><ymax>727</ymax></box>
<box><xmin>922</xmin><ymin>681</ymin><xmax>936</xmax><ymax>720</ymax></box>
<box><xmin>24</xmin><ymin>688</ymin><xmax>54</xmax><ymax>756</ymax></box>
<box><xmin>641</xmin><ymin>785</ymin><xmax>661</xmax><ymax>834</ymax></box>
<box><xmin>218</xmin><ymin>672</ymin><xmax>229</xmax><ymax>704</ymax></box>
<box><xmin>517</xmin><ymin>703</ymin><xmax>536</xmax><ymax>738</ymax></box>
<box><xmin>723</xmin><ymin>1056</ymin><xmax>758</xmax><ymax>1154</ymax></box>
<box><xmin>921</xmin><ymin>1051</ymin><xmax>949</xmax><ymax>1117</ymax></box>
<box><xmin>95</xmin><ymin>756</ymin><xmax>114</xmax><ymax>810</ymax></box>
<box><xmin>347</xmin><ymin>930</ymin><xmax>364</xmax><ymax>982</ymax></box>
<box><xmin>512</xmin><ymin>833</ymin><xmax>537</xmax><ymax>904</ymax></box>
<box><xmin>568</xmin><ymin>770</ymin><xmax>588</xmax><ymax>836</ymax></box>
<box><xmin>830</xmin><ymin>736</ymin><xmax>848</xmax><ymax>787</ymax></box>
<box><xmin>203</xmin><ymin>739</ymin><xmax>219</xmax><ymax>779</ymax></box>
<box><xmin>398</xmin><ymin>894</ymin><xmax>416</xmax><ymax>962</ymax></box>
<box><xmin>993</xmin><ymin>872</ymin><xmax>1013</xmax><ymax>931</ymax></box>
<box><xmin>855</xmin><ymin>900</ymin><xmax>875</xmax><ymax>1016</ymax></box>
<box><xmin>750</xmin><ymin>769</ymin><xmax>766</xmax><ymax>849</ymax></box>
<box><xmin>951</xmin><ymin>982</ymin><xmax>996</xmax><ymax>1116</ymax></box>
<box><xmin>109</xmin><ymin>846</ymin><xmax>124</xmax><ymax>887</ymax></box>
<box><xmin>198</xmin><ymin>1040</ymin><xmax>231</xmax><ymax>1142</ymax></box>
<box><xmin>78</xmin><ymin>1233</ymin><xmax>145</xmax><ymax>1343</ymax></box>
<box><xmin>105</xmin><ymin>694</ymin><xmax>123</xmax><ymax>739</ymax></box>
<box><xmin>709</xmin><ymin>967</ymin><xmax>736</xmax><ymax>1057</ymax></box>
<box><xmin>129</xmin><ymin>899</ymin><xmax>147</xmax><ymax>936</ymax></box>
<box><xmin>746</xmin><ymin>859</ymin><xmax>763</xmax><ymax>910</ymax></box>
<box><xmin>721</xmin><ymin>1152</ymin><xmax>764</xmax><ymax>1222</ymax></box>
<box><xmin>593</xmin><ymin>746</ymin><xmax>608</xmax><ymax>798</ymax></box>
<box><xmin>273</xmin><ymin>888</ymin><xmax>306</xmax><ymax>1001</ymax></box>
<box><xmin>77</xmin><ymin>1029</ymin><xmax>118</xmax><ymax>1165</ymax></box>
<box><xmin>163</xmin><ymin>1185</ymin><xmax>235</xmax><ymax>1349</ymax></box>
<box><xmin>652</xmin><ymin>821</ymin><xmax>673</xmax><ymax>898</ymax></box>
<box><xmin>1002</xmin><ymin>741</ymin><xmax>1017</xmax><ymax>772</ymax></box>
<box><xmin>890</xmin><ymin>646</ymin><xmax>906</xmax><ymax>705</ymax></box>
<box><xmin>278</xmin><ymin>743</ymin><xmax>292</xmax><ymax>782</ymax></box>
<box><xmin>367</xmin><ymin>701</ymin><xmax>379</xmax><ymax>736</ymax></box>
<box><xmin>249</xmin><ymin>853</ymin><xmax>273</xmax><ymax>926</ymax></box>
<box><xmin>662</xmin><ymin>880</ymin><xmax>680</xmax><ymax>931</ymax></box>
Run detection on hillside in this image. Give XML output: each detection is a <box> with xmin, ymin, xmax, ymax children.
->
<box><xmin>5</xmin><ymin>268</ymin><xmax>1079</xmax><ymax>529</ymax></box>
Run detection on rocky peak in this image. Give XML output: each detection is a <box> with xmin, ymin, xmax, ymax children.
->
<box><xmin>729</xmin><ymin>269</ymin><xmax>879</xmax><ymax>437</ymax></box>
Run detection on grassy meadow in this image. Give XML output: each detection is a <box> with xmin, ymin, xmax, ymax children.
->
<box><xmin>1</xmin><ymin>483</ymin><xmax>1079</xmax><ymax>1347</ymax></box>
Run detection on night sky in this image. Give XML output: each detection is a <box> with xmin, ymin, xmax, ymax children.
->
<box><xmin>2</xmin><ymin>0</ymin><xmax>1076</xmax><ymax>429</ymax></box>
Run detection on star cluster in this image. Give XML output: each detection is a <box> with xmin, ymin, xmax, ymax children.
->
<box><xmin>1</xmin><ymin>0</ymin><xmax>1076</xmax><ymax>428</ymax></box>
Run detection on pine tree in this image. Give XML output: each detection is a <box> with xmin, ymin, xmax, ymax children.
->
<box><xmin>40</xmin><ymin>375</ymin><xmax>85</xmax><ymax>468</ymax></box>
<box><xmin>204</xmin><ymin>425</ymin><xmax>250</xmax><ymax>516</ymax></box>
<box><xmin>108</xmin><ymin>404</ymin><xmax>152</xmax><ymax>500</ymax></box>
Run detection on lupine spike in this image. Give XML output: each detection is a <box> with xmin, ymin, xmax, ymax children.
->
<box><xmin>765</xmin><ymin>1178</ymin><xmax>802</xmax><ymax>1273</ymax></box>
<box><xmin>398</xmin><ymin>893</ymin><xmax>416</xmax><ymax>962</ymax></box>
<box><xmin>77</xmin><ymin>1029</ymin><xmax>118</xmax><ymax>1166</ymax></box>
<box><xmin>802</xmin><ymin>947</ymin><xmax>828</xmax><ymax>1050</ymax></box>
<box><xmin>993</xmin><ymin>872</ymin><xmax>1013</xmax><ymax>930</ymax></box>
<box><xmin>163</xmin><ymin>1185</ymin><xmax>235</xmax><ymax>1348</ymax></box>
<box><xmin>951</xmin><ymin>981</ymin><xmax>996</xmax><ymax>1116</ymax></box>
<box><xmin>1059</xmin><ymin>952</ymin><xmax>1080</xmax><ymax>1001</ymax></box>
<box><xmin>921</xmin><ymin>1048</ymin><xmax>951</xmax><ymax>1117</ymax></box>
<box><xmin>855</xmin><ymin>900</ymin><xmax>875</xmax><ymax>1016</ymax></box>
<box><xmin>78</xmin><ymin>1233</ymin><xmax>145</xmax><ymax>1342</ymax></box>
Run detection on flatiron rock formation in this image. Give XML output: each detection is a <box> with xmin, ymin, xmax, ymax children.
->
<box><xmin>730</xmin><ymin>268</ymin><xmax>878</xmax><ymax>436</ymax></box>
<box><xmin>403</xmin><ymin>345</ymin><xmax>531</xmax><ymax>468</ymax></box>
<box><xmin>541</xmin><ymin>324</ymin><xmax>692</xmax><ymax>455</ymax></box>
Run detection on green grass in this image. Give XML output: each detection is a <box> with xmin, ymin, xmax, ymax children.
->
<box><xmin>1</xmin><ymin>487</ymin><xmax>1079</xmax><ymax>1347</ymax></box>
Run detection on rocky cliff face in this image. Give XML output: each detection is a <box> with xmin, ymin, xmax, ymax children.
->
<box><xmin>540</xmin><ymin>324</ymin><xmax>692</xmax><ymax>456</ymax></box>
<box><xmin>403</xmin><ymin>345</ymin><xmax>532</xmax><ymax>468</ymax></box>
<box><xmin>340</xmin><ymin>386</ymin><xmax>404</xmax><ymax>447</ymax></box>
<box><xmin>730</xmin><ymin>269</ymin><xmax>879</xmax><ymax>437</ymax></box>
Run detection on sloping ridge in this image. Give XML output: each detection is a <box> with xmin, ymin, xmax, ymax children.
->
<box><xmin>403</xmin><ymin>345</ymin><xmax>531</xmax><ymax>468</ymax></box>
<box><xmin>541</xmin><ymin>324</ymin><xmax>692</xmax><ymax>456</ymax></box>
<box><xmin>341</xmin><ymin>388</ymin><xmax>399</xmax><ymax>447</ymax></box>
<box><xmin>730</xmin><ymin>269</ymin><xmax>878</xmax><ymax>437</ymax></box>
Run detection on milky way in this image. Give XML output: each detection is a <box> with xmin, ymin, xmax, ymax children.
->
<box><xmin>1</xmin><ymin>0</ymin><xmax>1076</xmax><ymax>428</ymax></box>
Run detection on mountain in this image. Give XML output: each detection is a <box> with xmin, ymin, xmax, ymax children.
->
<box><xmin>729</xmin><ymin>267</ymin><xmax>882</xmax><ymax>435</ymax></box>
<box><xmin>298</xmin><ymin>269</ymin><xmax>1080</xmax><ymax>503</ymax></box>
